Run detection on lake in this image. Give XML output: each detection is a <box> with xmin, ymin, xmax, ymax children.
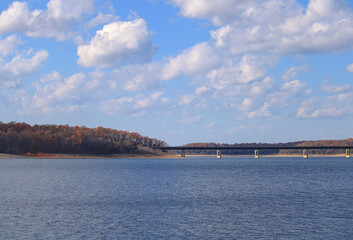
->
<box><xmin>0</xmin><ymin>157</ymin><xmax>352</xmax><ymax>239</ymax></box>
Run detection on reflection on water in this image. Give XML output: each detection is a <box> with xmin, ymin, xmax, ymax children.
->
<box><xmin>0</xmin><ymin>157</ymin><xmax>352</xmax><ymax>239</ymax></box>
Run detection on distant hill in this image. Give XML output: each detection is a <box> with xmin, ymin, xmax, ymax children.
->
<box><xmin>280</xmin><ymin>139</ymin><xmax>353</xmax><ymax>155</ymax></box>
<box><xmin>0</xmin><ymin>122</ymin><xmax>166</xmax><ymax>155</ymax></box>
<box><xmin>182</xmin><ymin>139</ymin><xmax>353</xmax><ymax>155</ymax></box>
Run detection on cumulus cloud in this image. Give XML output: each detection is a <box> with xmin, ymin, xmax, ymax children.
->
<box><xmin>161</xmin><ymin>42</ymin><xmax>220</xmax><ymax>80</ymax></box>
<box><xmin>18</xmin><ymin>62</ymin><xmax>169</xmax><ymax>115</ymax></box>
<box><xmin>21</xmin><ymin>69</ymin><xmax>117</xmax><ymax>114</ymax></box>
<box><xmin>247</xmin><ymin>103</ymin><xmax>273</xmax><ymax>119</ymax></box>
<box><xmin>169</xmin><ymin>0</ymin><xmax>265</xmax><ymax>25</ymax></box>
<box><xmin>0</xmin><ymin>0</ymin><xmax>96</xmax><ymax>40</ymax></box>
<box><xmin>269</xmin><ymin>80</ymin><xmax>308</xmax><ymax>106</ymax></box>
<box><xmin>7</xmin><ymin>0</ymin><xmax>353</xmax><ymax>124</ymax></box>
<box><xmin>110</xmin><ymin>62</ymin><xmax>163</xmax><ymax>92</ymax></box>
<box><xmin>207</xmin><ymin>55</ymin><xmax>277</xmax><ymax>89</ymax></box>
<box><xmin>162</xmin><ymin>0</ymin><xmax>353</xmax><ymax>122</ymax></box>
<box><xmin>0</xmin><ymin>35</ymin><xmax>23</xmax><ymax>57</ymax></box>
<box><xmin>297</xmin><ymin>84</ymin><xmax>353</xmax><ymax>119</ymax></box>
<box><xmin>31</xmin><ymin>72</ymin><xmax>87</xmax><ymax>113</ymax></box>
<box><xmin>77</xmin><ymin>18</ymin><xmax>157</xmax><ymax>68</ymax></box>
<box><xmin>0</xmin><ymin>49</ymin><xmax>48</xmax><ymax>88</ymax></box>
<box><xmin>184</xmin><ymin>0</ymin><xmax>353</xmax><ymax>55</ymax></box>
<box><xmin>101</xmin><ymin>91</ymin><xmax>170</xmax><ymax>116</ymax></box>
<box><xmin>237</xmin><ymin>98</ymin><xmax>254</xmax><ymax>112</ymax></box>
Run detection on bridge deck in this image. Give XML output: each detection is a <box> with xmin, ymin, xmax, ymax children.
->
<box><xmin>160</xmin><ymin>146</ymin><xmax>352</xmax><ymax>151</ymax></box>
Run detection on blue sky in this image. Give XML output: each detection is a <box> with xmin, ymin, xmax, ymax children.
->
<box><xmin>1</xmin><ymin>0</ymin><xmax>353</xmax><ymax>145</ymax></box>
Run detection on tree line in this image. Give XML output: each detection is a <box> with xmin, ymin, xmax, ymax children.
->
<box><xmin>0</xmin><ymin>122</ymin><xmax>166</xmax><ymax>155</ymax></box>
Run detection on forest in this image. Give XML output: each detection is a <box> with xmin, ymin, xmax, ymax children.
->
<box><xmin>0</xmin><ymin>122</ymin><xmax>166</xmax><ymax>155</ymax></box>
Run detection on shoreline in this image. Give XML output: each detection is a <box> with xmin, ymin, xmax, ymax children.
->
<box><xmin>0</xmin><ymin>153</ymin><xmax>349</xmax><ymax>159</ymax></box>
<box><xmin>0</xmin><ymin>153</ymin><xmax>182</xmax><ymax>159</ymax></box>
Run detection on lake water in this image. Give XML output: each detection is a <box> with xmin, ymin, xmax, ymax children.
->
<box><xmin>0</xmin><ymin>157</ymin><xmax>352</xmax><ymax>239</ymax></box>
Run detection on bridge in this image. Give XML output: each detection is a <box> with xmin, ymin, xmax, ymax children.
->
<box><xmin>159</xmin><ymin>146</ymin><xmax>352</xmax><ymax>159</ymax></box>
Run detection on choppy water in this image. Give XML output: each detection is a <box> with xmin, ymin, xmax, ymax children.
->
<box><xmin>0</xmin><ymin>157</ymin><xmax>352</xmax><ymax>239</ymax></box>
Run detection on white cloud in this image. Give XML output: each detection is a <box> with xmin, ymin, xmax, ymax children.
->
<box><xmin>248</xmin><ymin>76</ymin><xmax>275</xmax><ymax>97</ymax></box>
<box><xmin>39</xmin><ymin>71</ymin><xmax>62</xmax><ymax>83</ymax></box>
<box><xmin>179</xmin><ymin>94</ymin><xmax>196</xmax><ymax>105</ymax></box>
<box><xmin>346</xmin><ymin>63</ymin><xmax>353</xmax><ymax>73</ymax></box>
<box><xmin>18</xmin><ymin>61</ymin><xmax>171</xmax><ymax>114</ymax></box>
<box><xmin>203</xmin><ymin>0</ymin><xmax>353</xmax><ymax>55</ymax></box>
<box><xmin>20</xmin><ymin>70</ymin><xmax>116</xmax><ymax>114</ymax></box>
<box><xmin>247</xmin><ymin>102</ymin><xmax>273</xmax><ymax>119</ymax></box>
<box><xmin>161</xmin><ymin>42</ymin><xmax>220</xmax><ymax>80</ymax></box>
<box><xmin>178</xmin><ymin>86</ymin><xmax>210</xmax><ymax>106</ymax></box>
<box><xmin>162</xmin><ymin>0</ymin><xmax>353</xmax><ymax>121</ymax></box>
<box><xmin>204</xmin><ymin>122</ymin><xmax>215</xmax><ymax>129</ymax></box>
<box><xmin>169</xmin><ymin>0</ymin><xmax>267</xmax><ymax>26</ymax></box>
<box><xmin>0</xmin><ymin>49</ymin><xmax>48</xmax><ymax>88</ymax></box>
<box><xmin>227</xmin><ymin>125</ymin><xmax>248</xmax><ymax>134</ymax></box>
<box><xmin>0</xmin><ymin>0</ymin><xmax>96</xmax><ymax>40</ymax></box>
<box><xmin>84</xmin><ymin>12</ymin><xmax>120</xmax><ymax>30</ymax></box>
<box><xmin>281</xmin><ymin>65</ymin><xmax>309</xmax><ymax>81</ymax></box>
<box><xmin>7</xmin><ymin>0</ymin><xmax>353</xmax><ymax>123</ymax></box>
<box><xmin>101</xmin><ymin>91</ymin><xmax>170</xmax><ymax>116</ymax></box>
<box><xmin>77</xmin><ymin>18</ymin><xmax>157</xmax><ymax>68</ymax></box>
<box><xmin>32</xmin><ymin>72</ymin><xmax>87</xmax><ymax>112</ymax></box>
<box><xmin>296</xmin><ymin>97</ymin><xmax>316</xmax><ymax>118</ymax></box>
<box><xmin>321</xmin><ymin>82</ymin><xmax>352</xmax><ymax>94</ymax></box>
<box><xmin>178</xmin><ymin>115</ymin><xmax>202</xmax><ymax>124</ymax></box>
<box><xmin>46</xmin><ymin>0</ymin><xmax>95</xmax><ymax>20</ymax></box>
<box><xmin>237</xmin><ymin>98</ymin><xmax>254</xmax><ymax>112</ymax></box>
<box><xmin>207</xmin><ymin>55</ymin><xmax>277</xmax><ymax>89</ymax></box>
<box><xmin>110</xmin><ymin>62</ymin><xmax>163</xmax><ymax>92</ymax></box>
<box><xmin>0</xmin><ymin>35</ymin><xmax>23</xmax><ymax>57</ymax></box>
<box><xmin>269</xmin><ymin>80</ymin><xmax>308</xmax><ymax>106</ymax></box>
<box><xmin>296</xmin><ymin>87</ymin><xmax>353</xmax><ymax>118</ymax></box>
<box><xmin>310</xmin><ymin>107</ymin><xmax>345</xmax><ymax>118</ymax></box>
<box><xmin>195</xmin><ymin>86</ymin><xmax>209</xmax><ymax>95</ymax></box>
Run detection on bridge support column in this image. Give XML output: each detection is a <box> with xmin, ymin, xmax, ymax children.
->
<box><xmin>181</xmin><ymin>150</ymin><xmax>185</xmax><ymax>158</ymax></box>
<box><xmin>303</xmin><ymin>149</ymin><xmax>308</xmax><ymax>159</ymax></box>
<box><xmin>346</xmin><ymin>149</ymin><xmax>350</xmax><ymax>158</ymax></box>
<box><xmin>255</xmin><ymin>150</ymin><xmax>259</xmax><ymax>159</ymax></box>
<box><xmin>217</xmin><ymin>150</ymin><xmax>222</xmax><ymax>159</ymax></box>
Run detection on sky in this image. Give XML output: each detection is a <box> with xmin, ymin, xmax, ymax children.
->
<box><xmin>1</xmin><ymin>0</ymin><xmax>353</xmax><ymax>145</ymax></box>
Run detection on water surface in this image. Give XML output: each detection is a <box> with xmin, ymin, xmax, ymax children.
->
<box><xmin>0</xmin><ymin>157</ymin><xmax>352</xmax><ymax>239</ymax></box>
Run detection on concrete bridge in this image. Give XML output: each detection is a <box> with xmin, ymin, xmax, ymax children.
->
<box><xmin>159</xmin><ymin>146</ymin><xmax>352</xmax><ymax>159</ymax></box>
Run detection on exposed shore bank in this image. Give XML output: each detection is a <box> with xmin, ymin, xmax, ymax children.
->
<box><xmin>0</xmin><ymin>153</ymin><xmax>181</xmax><ymax>159</ymax></box>
<box><xmin>1</xmin><ymin>153</ymin><xmax>349</xmax><ymax>159</ymax></box>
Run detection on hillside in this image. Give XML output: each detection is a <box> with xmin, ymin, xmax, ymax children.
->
<box><xmin>0</xmin><ymin>122</ymin><xmax>166</xmax><ymax>155</ymax></box>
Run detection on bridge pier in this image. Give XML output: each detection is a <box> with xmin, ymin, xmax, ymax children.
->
<box><xmin>181</xmin><ymin>150</ymin><xmax>185</xmax><ymax>158</ymax></box>
<box><xmin>217</xmin><ymin>150</ymin><xmax>221</xmax><ymax>159</ymax></box>
<box><xmin>303</xmin><ymin>149</ymin><xmax>308</xmax><ymax>159</ymax></box>
<box><xmin>254</xmin><ymin>150</ymin><xmax>259</xmax><ymax>159</ymax></box>
<box><xmin>346</xmin><ymin>149</ymin><xmax>350</xmax><ymax>158</ymax></box>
